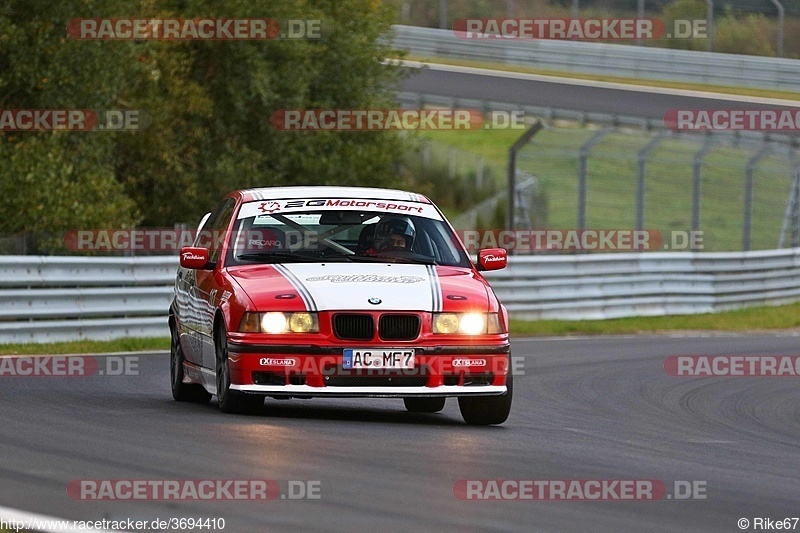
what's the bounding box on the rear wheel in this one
[215,323,263,414]
[458,372,513,426]
[403,397,446,413]
[170,322,211,403]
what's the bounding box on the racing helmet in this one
[374,216,416,252]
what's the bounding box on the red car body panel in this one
[170,186,510,399]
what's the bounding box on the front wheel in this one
[403,397,446,413]
[458,372,513,425]
[215,324,263,415]
[170,322,211,403]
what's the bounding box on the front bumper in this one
[229,384,508,398]
[227,341,510,398]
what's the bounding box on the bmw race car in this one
[169,186,512,425]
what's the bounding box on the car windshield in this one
[224,203,471,268]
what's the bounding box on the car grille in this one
[379,314,420,341]
[333,314,374,341]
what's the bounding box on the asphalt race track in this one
[2,334,800,532]
[400,64,800,120]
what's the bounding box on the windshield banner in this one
[237,198,442,221]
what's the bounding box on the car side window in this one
[195,198,236,263]
[207,199,236,263]
[194,201,225,248]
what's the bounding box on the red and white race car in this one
[169,186,512,425]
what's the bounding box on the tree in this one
[0,0,407,238]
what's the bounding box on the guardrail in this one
[2,250,800,343]
[0,256,175,343]
[488,248,800,320]
[392,25,800,92]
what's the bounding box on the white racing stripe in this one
[273,264,318,311]
[426,264,442,312]
[280,263,437,311]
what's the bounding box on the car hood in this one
[228,262,489,313]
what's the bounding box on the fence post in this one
[476,155,484,191]
[692,134,715,244]
[770,0,785,58]
[577,128,613,231]
[636,0,645,46]
[743,144,771,251]
[439,0,447,29]
[793,165,800,248]
[636,131,668,231]
[778,164,799,249]
[507,121,543,231]
[705,0,714,52]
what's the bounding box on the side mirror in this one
[180,247,210,269]
[477,248,507,271]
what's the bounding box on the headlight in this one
[432,313,460,334]
[432,313,503,335]
[459,313,485,335]
[262,312,288,334]
[239,312,319,333]
[288,312,317,333]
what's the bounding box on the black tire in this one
[215,323,263,415]
[170,322,212,403]
[458,372,513,426]
[403,397,446,413]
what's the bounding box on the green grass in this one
[400,55,800,102]
[417,127,794,251]
[419,129,526,165]
[523,134,793,251]
[510,301,800,336]
[0,337,169,355]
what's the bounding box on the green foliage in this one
[714,10,775,56]
[0,0,407,236]
[659,0,707,51]
[401,138,499,221]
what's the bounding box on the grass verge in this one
[0,337,170,356]
[510,301,800,336]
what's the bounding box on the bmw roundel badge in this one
[368,297,382,305]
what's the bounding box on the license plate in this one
[342,349,415,370]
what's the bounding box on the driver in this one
[370,216,416,253]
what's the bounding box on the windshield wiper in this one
[346,254,437,265]
[237,252,318,263]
